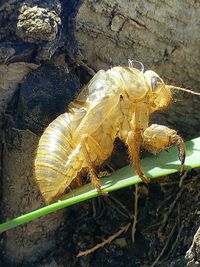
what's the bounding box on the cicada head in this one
[144,70,173,112]
[144,69,200,112]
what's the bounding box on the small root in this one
[105,163,115,172]
[166,224,184,259]
[159,188,184,232]
[131,184,139,243]
[179,170,188,188]
[150,222,177,267]
[109,195,132,219]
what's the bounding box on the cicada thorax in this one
[109,67,149,102]
[35,112,85,204]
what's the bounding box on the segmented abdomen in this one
[35,112,83,204]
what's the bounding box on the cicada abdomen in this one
[35,112,84,204]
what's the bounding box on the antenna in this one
[167,85,200,96]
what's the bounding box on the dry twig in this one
[77,223,131,257]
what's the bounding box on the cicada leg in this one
[126,130,150,183]
[81,134,108,196]
[75,171,84,187]
[143,124,186,173]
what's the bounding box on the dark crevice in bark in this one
[60,0,83,63]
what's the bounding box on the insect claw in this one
[98,188,109,197]
[138,173,150,184]
[178,143,186,166]
[170,133,186,175]
[176,137,186,173]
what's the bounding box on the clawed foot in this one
[97,187,109,197]
[138,173,150,183]
[88,168,108,196]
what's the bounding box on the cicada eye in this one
[151,76,163,90]
[151,76,158,89]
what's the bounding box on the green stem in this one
[0,137,199,234]
[0,190,98,233]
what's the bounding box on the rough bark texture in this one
[76,0,200,138]
[0,0,199,266]
[2,129,67,265]
[0,0,82,266]
[186,227,200,267]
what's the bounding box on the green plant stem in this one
[0,137,200,234]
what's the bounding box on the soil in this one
[61,170,200,267]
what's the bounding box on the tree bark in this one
[0,0,80,265]
[186,227,200,267]
[0,0,199,266]
[76,0,200,138]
